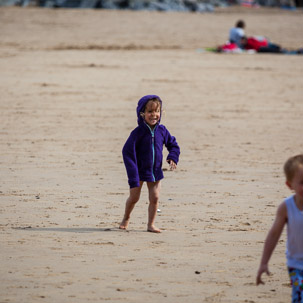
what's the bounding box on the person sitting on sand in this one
[229,20,246,47]
[119,95,180,233]
[256,154,303,302]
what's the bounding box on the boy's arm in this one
[256,202,287,285]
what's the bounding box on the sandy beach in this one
[0,6,303,303]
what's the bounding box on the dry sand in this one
[0,6,303,303]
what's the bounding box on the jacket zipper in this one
[147,124,156,182]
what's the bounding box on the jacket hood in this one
[136,95,162,125]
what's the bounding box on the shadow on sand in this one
[13,226,122,233]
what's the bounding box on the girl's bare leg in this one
[146,181,161,233]
[119,182,143,230]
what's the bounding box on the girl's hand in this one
[167,159,177,171]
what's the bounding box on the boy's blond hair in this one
[284,154,303,182]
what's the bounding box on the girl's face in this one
[143,101,161,128]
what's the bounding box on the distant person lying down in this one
[215,36,302,54]
[240,36,303,54]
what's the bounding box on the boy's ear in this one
[286,180,292,190]
[140,112,145,117]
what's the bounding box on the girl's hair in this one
[143,98,161,112]
[284,154,303,182]
[144,98,161,111]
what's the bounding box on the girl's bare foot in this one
[147,225,161,233]
[119,220,129,230]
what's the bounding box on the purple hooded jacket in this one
[122,95,180,188]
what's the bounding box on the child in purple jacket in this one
[119,95,180,233]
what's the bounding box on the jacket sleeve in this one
[163,127,180,164]
[122,130,140,188]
